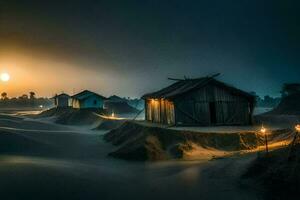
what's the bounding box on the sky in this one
[0,0,299,98]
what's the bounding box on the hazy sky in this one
[0,0,299,98]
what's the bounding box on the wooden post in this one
[265,133,269,154]
[145,100,148,121]
[260,125,268,155]
[288,130,299,161]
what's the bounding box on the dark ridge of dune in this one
[104,122,266,161]
[268,92,300,115]
[94,119,125,130]
[36,107,106,126]
[0,131,54,156]
[254,93,300,126]
[254,114,300,127]
[242,143,300,200]
[104,101,139,114]
[37,107,126,129]
[55,109,103,125]
[0,116,65,131]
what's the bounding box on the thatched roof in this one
[142,77,255,101]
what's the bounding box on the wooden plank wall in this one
[145,99,175,125]
[174,84,252,125]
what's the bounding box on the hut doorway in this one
[209,102,217,124]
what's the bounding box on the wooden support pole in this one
[265,133,269,154]
[288,131,299,161]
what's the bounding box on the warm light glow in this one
[95,113,125,120]
[111,112,115,117]
[0,52,116,97]
[151,98,159,105]
[0,73,10,82]
[260,126,266,134]
[295,124,300,132]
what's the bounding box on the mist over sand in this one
[0,110,263,200]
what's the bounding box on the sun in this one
[0,73,10,82]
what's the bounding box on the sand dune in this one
[242,143,300,200]
[0,111,264,200]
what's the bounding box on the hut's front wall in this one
[81,96,104,109]
[145,99,175,125]
[174,84,252,125]
[55,97,70,107]
[71,96,104,109]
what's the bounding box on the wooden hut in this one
[71,90,107,109]
[142,76,256,126]
[53,93,71,108]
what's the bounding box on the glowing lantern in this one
[260,126,266,134]
[261,125,268,154]
[111,112,115,118]
[295,124,300,132]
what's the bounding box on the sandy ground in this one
[136,120,286,133]
[0,111,263,200]
[172,125,262,133]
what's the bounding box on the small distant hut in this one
[105,95,139,114]
[71,90,107,109]
[53,93,71,108]
[142,76,256,126]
